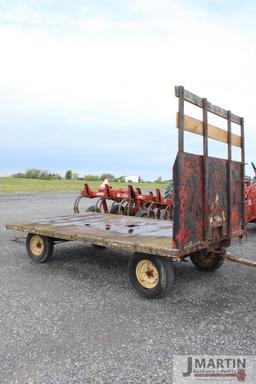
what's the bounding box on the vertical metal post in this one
[227,111,232,236]
[202,98,208,157]
[202,98,208,240]
[240,117,245,232]
[173,85,185,235]
[178,86,184,153]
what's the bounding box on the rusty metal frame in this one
[173,85,245,251]
[175,87,241,124]
[6,214,180,258]
[202,97,208,240]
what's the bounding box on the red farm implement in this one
[245,163,256,223]
[6,86,256,299]
[73,171,256,226]
[73,181,173,220]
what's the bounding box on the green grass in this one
[0,177,170,193]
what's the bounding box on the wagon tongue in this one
[226,252,256,268]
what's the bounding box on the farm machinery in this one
[245,162,256,223]
[251,162,256,183]
[73,180,173,220]
[73,168,256,225]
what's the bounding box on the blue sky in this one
[1,0,256,179]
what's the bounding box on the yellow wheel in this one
[135,260,159,289]
[26,233,54,263]
[29,235,44,257]
[128,253,174,299]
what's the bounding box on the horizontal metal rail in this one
[175,86,241,124]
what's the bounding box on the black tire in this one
[110,203,119,214]
[135,209,147,217]
[164,183,173,199]
[135,209,155,218]
[190,248,226,272]
[128,253,174,299]
[86,205,99,213]
[26,233,54,263]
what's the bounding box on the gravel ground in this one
[0,192,255,384]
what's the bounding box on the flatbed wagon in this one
[6,86,251,298]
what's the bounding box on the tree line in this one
[12,169,168,183]
[12,169,123,181]
[13,169,62,180]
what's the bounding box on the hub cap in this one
[136,260,159,289]
[30,235,44,256]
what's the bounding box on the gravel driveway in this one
[0,192,255,383]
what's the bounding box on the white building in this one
[124,175,141,183]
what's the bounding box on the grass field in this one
[0,177,170,193]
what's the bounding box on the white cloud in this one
[0,0,256,176]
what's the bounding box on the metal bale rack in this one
[6,86,255,299]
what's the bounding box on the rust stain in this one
[6,213,178,258]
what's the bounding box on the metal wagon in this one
[6,86,250,298]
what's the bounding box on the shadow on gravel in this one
[35,242,217,293]
[51,243,130,266]
[10,236,230,298]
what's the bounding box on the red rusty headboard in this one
[173,86,245,250]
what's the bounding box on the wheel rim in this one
[30,235,44,256]
[198,252,216,265]
[135,259,159,289]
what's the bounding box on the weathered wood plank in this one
[176,113,242,147]
[175,86,241,125]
